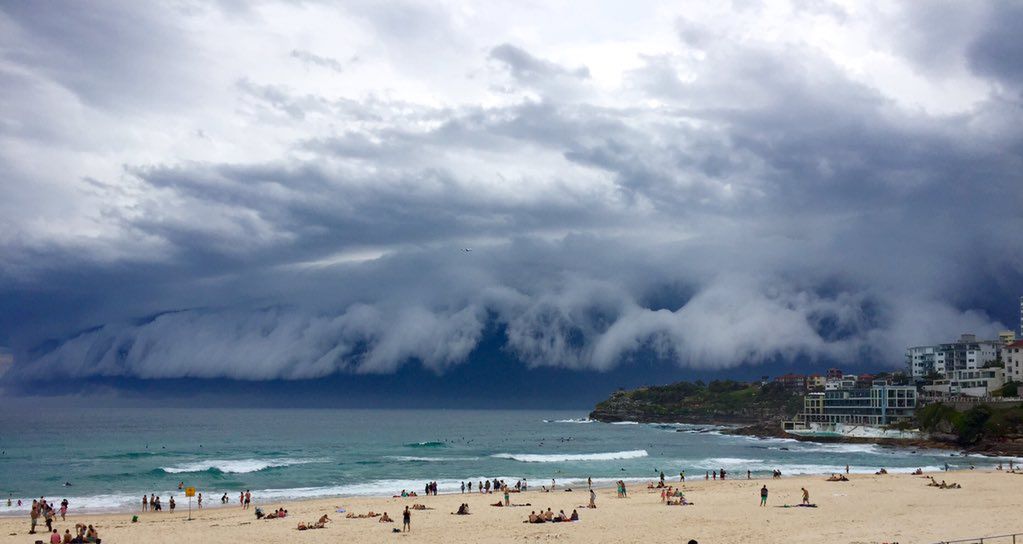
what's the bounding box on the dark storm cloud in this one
[966,1,1023,88]
[1,1,1021,384]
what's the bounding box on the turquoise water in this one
[0,407,1008,514]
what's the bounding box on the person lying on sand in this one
[826,474,848,481]
[379,512,393,523]
[491,501,504,507]
[346,511,380,519]
[411,504,431,510]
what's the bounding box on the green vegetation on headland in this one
[917,402,1023,451]
[588,380,804,424]
[590,379,1023,455]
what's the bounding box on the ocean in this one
[0,407,1008,515]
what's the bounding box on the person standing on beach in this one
[142,494,148,512]
[759,485,768,507]
[845,464,849,475]
[29,500,39,534]
[589,488,597,509]
[747,469,751,480]
[461,481,465,494]
[680,470,685,483]
[239,491,244,507]
[801,487,810,505]
[402,506,411,532]
[588,476,592,489]
[244,490,251,509]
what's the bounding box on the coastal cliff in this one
[588,380,803,425]
[590,380,1023,456]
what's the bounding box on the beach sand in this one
[2,470,1018,543]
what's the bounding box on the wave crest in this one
[403,441,447,448]
[160,458,320,474]
[491,450,648,463]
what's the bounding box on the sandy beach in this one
[3,470,1019,544]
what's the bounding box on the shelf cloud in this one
[1,1,1020,382]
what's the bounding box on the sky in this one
[1,1,1021,405]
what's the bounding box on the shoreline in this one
[0,464,1004,520]
[4,470,1022,544]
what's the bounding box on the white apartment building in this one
[908,334,1001,379]
[933,334,1001,374]
[907,345,937,378]
[921,368,1006,398]
[1005,340,1023,383]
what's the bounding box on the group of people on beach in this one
[140,494,173,512]
[28,497,98,544]
[459,478,527,494]
[659,486,692,506]
[525,507,579,523]
[926,476,961,489]
[29,498,69,534]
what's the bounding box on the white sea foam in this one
[544,418,594,424]
[785,443,885,455]
[699,457,765,466]
[160,458,322,474]
[610,421,640,425]
[387,456,481,462]
[491,450,649,463]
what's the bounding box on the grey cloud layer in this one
[2,1,1021,381]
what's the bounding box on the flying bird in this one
[461,248,472,253]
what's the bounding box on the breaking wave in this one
[491,450,649,463]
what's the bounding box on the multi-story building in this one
[907,334,1001,379]
[934,334,1001,374]
[826,368,843,380]
[774,373,806,391]
[786,380,917,428]
[1000,331,1017,345]
[825,374,858,391]
[907,345,938,378]
[806,374,826,390]
[1005,340,1023,383]
[921,368,1006,398]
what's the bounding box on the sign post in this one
[185,487,196,520]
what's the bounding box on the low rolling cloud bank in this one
[1,1,1021,389]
